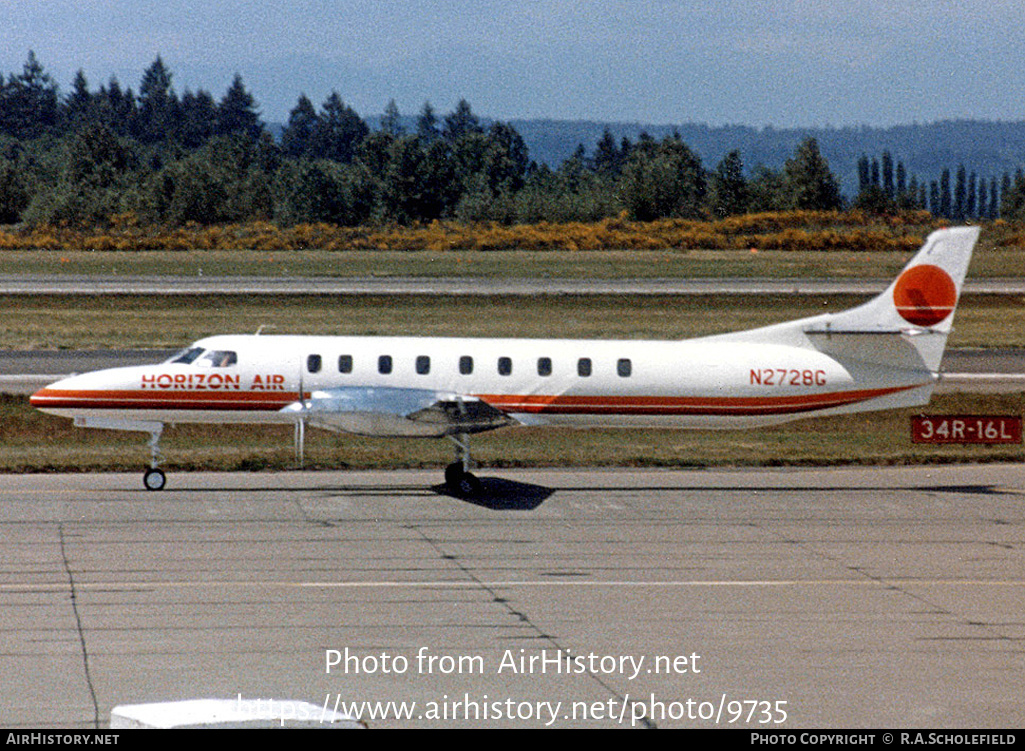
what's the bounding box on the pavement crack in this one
[58,525,100,729]
[765,526,1017,644]
[406,524,657,729]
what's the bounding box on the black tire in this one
[444,462,465,487]
[143,468,166,491]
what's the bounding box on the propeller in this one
[294,361,308,467]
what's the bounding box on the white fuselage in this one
[30,332,931,432]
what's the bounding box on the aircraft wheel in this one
[444,462,464,487]
[444,463,481,496]
[143,468,166,491]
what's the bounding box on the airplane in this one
[30,226,979,493]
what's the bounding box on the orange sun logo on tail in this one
[892,264,957,327]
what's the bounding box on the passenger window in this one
[578,358,592,377]
[338,355,353,373]
[459,356,473,375]
[416,355,430,375]
[498,357,512,376]
[378,355,393,374]
[617,358,632,377]
[537,357,552,376]
[307,354,322,373]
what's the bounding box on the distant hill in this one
[506,119,1025,198]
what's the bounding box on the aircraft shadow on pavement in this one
[431,476,554,510]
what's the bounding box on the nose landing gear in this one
[143,425,166,491]
[70,416,169,492]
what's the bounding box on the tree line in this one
[852,152,1011,221]
[3,51,1025,228]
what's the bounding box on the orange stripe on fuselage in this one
[478,385,919,415]
[30,384,921,417]
[29,388,298,411]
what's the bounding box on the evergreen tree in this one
[98,77,137,135]
[416,101,439,141]
[857,155,870,193]
[449,130,490,198]
[953,165,966,220]
[747,166,788,213]
[179,89,219,148]
[415,137,459,219]
[216,74,262,139]
[0,51,60,139]
[708,150,748,218]
[378,135,434,223]
[593,129,625,176]
[355,130,398,179]
[881,151,894,198]
[443,99,483,141]
[310,92,369,163]
[1001,170,1025,221]
[904,175,920,210]
[381,99,403,135]
[939,169,951,217]
[967,171,977,218]
[479,122,529,195]
[135,56,178,143]
[65,69,94,128]
[783,138,842,211]
[281,94,319,158]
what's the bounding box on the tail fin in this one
[706,226,980,374]
[827,226,978,338]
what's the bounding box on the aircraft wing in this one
[280,386,516,437]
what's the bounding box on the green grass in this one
[2,243,1023,279]
[3,393,1023,475]
[1,292,1022,350]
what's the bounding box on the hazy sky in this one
[4,0,1024,127]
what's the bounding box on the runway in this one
[1,274,1023,296]
[2,466,1023,728]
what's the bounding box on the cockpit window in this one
[168,347,205,364]
[196,350,238,368]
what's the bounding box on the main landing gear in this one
[445,433,482,495]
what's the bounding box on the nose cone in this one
[29,368,141,414]
[29,383,47,406]
[30,376,71,410]
[30,373,87,413]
